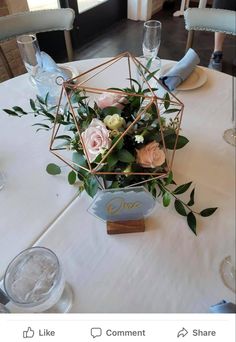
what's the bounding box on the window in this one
[27,0,60,11]
[77,0,108,13]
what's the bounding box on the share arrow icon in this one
[177,327,189,338]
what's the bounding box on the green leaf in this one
[164,134,189,150]
[146,69,159,82]
[54,135,72,141]
[174,199,187,216]
[163,192,171,207]
[102,106,122,116]
[12,106,27,114]
[30,99,36,111]
[84,175,98,197]
[117,149,135,163]
[173,182,192,195]
[164,92,170,110]
[187,212,197,235]
[45,93,49,106]
[107,153,118,168]
[110,181,119,189]
[72,151,89,175]
[163,108,180,114]
[3,109,18,116]
[187,188,195,206]
[165,171,173,185]
[127,78,142,92]
[146,57,153,70]
[46,163,61,175]
[200,207,218,217]
[112,135,124,150]
[36,95,46,105]
[32,123,50,130]
[68,170,76,185]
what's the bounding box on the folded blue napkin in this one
[40,51,69,80]
[210,300,236,313]
[160,48,200,91]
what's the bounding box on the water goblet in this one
[220,255,236,293]
[17,34,42,83]
[4,247,73,313]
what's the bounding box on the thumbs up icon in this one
[23,327,34,338]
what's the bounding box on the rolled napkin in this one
[160,48,200,91]
[210,300,236,313]
[40,51,69,80]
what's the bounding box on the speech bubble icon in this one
[91,328,102,338]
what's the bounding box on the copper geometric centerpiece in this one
[49,52,184,191]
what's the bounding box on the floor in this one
[74,1,236,76]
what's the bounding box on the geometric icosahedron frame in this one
[49,52,184,188]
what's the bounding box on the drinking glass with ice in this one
[4,247,73,313]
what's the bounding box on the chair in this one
[184,8,236,52]
[0,8,75,79]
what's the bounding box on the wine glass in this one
[140,20,162,89]
[220,255,236,293]
[223,77,236,146]
[17,34,42,83]
[142,20,161,61]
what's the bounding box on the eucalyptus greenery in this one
[3,83,217,235]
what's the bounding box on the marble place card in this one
[88,187,156,222]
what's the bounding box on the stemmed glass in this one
[223,77,236,146]
[220,255,236,293]
[139,20,162,90]
[142,20,161,66]
[17,34,42,83]
[143,20,161,59]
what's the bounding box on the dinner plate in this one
[60,65,78,79]
[160,62,207,91]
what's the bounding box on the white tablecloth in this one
[0,68,80,277]
[1,59,235,313]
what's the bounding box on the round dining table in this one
[0,57,235,313]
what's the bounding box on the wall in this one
[0,0,28,82]
[128,0,164,21]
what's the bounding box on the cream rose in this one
[97,92,127,110]
[81,118,111,163]
[104,114,125,130]
[136,141,165,168]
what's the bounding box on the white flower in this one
[134,135,144,144]
[104,114,125,130]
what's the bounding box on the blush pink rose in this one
[136,141,165,168]
[81,118,111,163]
[97,92,127,110]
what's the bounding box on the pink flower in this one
[136,141,165,168]
[81,119,111,163]
[97,92,126,110]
